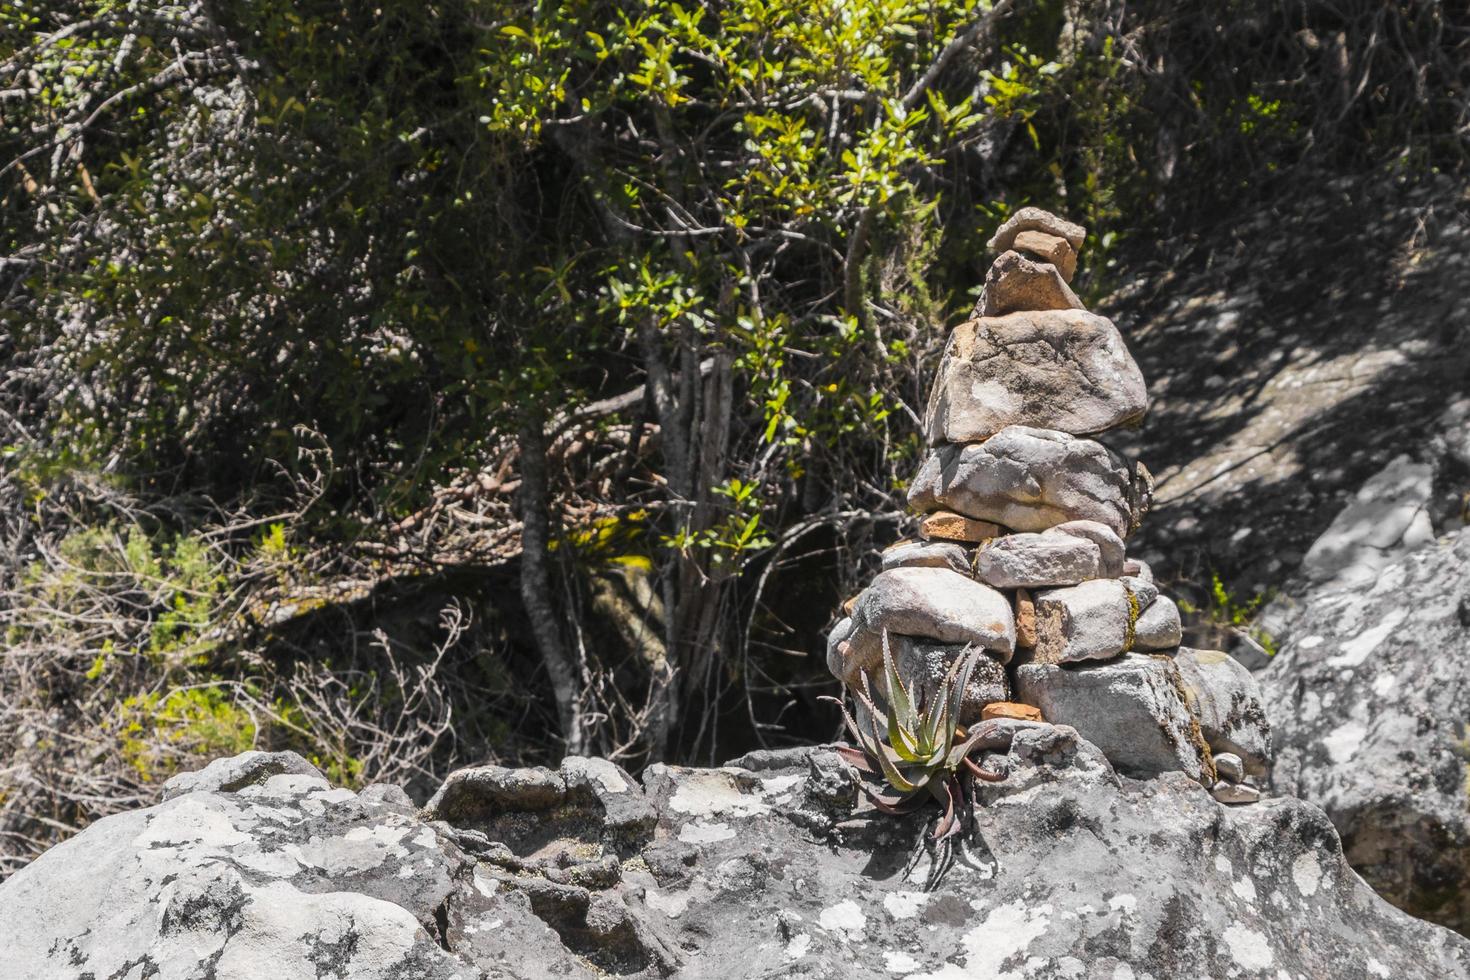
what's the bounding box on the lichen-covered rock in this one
[977,250,1083,317]
[972,531,1103,589]
[908,426,1148,538]
[1177,647,1271,777]
[853,566,1016,661]
[4,743,1466,980]
[1300,454,1436,590]
[159,748,326,801]
[1015,653,1213,781]
[922,313,1148,445]
[1264,528,1470,935]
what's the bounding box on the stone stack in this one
[826,207,1270,803]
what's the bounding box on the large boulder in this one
[1263,527,1470,935]
[1299,454,1437,590]
[923,312,1148,444]
[907,426,1150,539]
[5,743,1467,979]
[1015,653,1214,781]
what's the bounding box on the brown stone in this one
[1015,588,1037,649]
[981,701,1043,723]
[979,251,1083,317]
[1012,229,1078,282]
[841,594,859,616]
[919,511,1004,543]
[987,207,1086,253]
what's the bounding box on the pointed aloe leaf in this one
[881,631,916,732]
[871,737,921,794]
[860,669,921,762]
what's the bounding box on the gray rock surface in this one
[1133,594,1184,650]
[1301,454,1437,589]
[908,426,1148,539]
[923,312,1148,445]
[978,250,1083,317]
[1263,528,1470,935]
[1044,519,1126,576]
[159,748,325,801]
[1177,647,1271,777]
[880,540,971,575]
[1015,654,1213,781]
[972,531,1102,589]
[4,741,1467,980]
[854,566,1016,661]
[1031,578,1135,664]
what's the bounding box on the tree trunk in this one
[517,415,584,756]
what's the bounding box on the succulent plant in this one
[821,631,1005,842]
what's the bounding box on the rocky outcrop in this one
[3,741,1467,980]
[1263,526,1470,935]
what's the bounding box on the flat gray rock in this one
[977,250,1083,316]
[1177,647,1272,778]
[923,311,1148,444]
[879,540,970,575]
[3,744,1467,980]
[908,426,1149,539]
[972,531,1102,589]
[1263,528,1470,934]
[1031,578,1136,664]
[853,566,1016,661]
[1016,653,1213,781]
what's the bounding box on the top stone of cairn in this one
[987,206,1087,253]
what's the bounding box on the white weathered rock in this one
[1214,752,1246,783]
[923,312,1148,444]
[907,426,1149,539]
[1265,529,1470,934]
[4,747,1469,979]
[160,749,325,801]
[1015,654,1213,781]
[1302,454,1436,590]
[987,206,1086,252]
[1176,647,1271,777]
[853,567,1016,661]
[879,540,970,575]
[1031,579,1136,664]
[1044,519,1126,576]
[972,532,1102,589]
[1213,782,1262,805]
[1133,594,1183,650]
[892,638,1008,724]
[977,250,1083,316]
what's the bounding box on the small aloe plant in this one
[821,632,1004,842]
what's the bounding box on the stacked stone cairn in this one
[825,208,1270,803]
